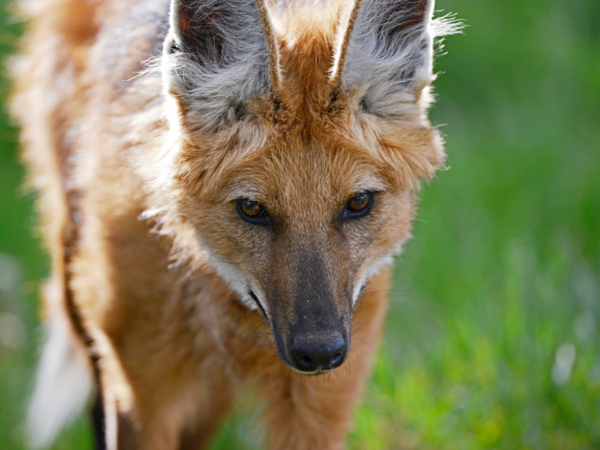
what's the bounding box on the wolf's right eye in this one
[237,199,271,227]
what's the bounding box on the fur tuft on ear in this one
[163,0,279,133]
[333,0,462,119]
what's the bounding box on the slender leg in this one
[178,395,233,450]
[98,352,235,450]
[117,412,139,450]
[100,380,229,450]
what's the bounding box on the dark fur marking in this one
[231,100,249,121]
[91,390,106,450]
[359,97,370,113]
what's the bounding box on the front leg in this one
[259,270,390,450]
[98,348,235,450]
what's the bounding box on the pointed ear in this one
[163,0,280,131]
[331,0,460,117]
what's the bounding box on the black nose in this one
[290,332,347,372]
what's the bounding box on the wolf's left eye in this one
[239,200,262,217]
[343,192,374,220]
[237,199,271,227]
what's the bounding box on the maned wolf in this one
[12,0,460,448]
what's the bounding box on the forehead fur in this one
[171,109,443,206]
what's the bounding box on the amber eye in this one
[348,193,370,212]
[237,199,271,227]
[343,192,374,220]
[239,200,262,217]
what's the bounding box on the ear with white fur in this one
[163,0,280,132]
[332,0,461,118]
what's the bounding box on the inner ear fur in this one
[163,0,280,132]
[331,0,460,117]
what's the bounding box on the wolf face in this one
[156,0,461,373]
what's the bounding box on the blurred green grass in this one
[1,0,599,449]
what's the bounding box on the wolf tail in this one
[27,298,93,448]
[10,0,102,447]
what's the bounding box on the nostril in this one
[331,352,343,366]
[298,356,312,367]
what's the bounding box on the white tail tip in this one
[27,313,93,448]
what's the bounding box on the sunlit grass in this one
[349,242,600,449]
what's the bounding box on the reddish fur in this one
[13,0,445,448]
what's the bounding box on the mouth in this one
[248,290,270,323]
[290,367,337,376]
[283,354,345,375]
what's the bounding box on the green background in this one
[1,0,599,448]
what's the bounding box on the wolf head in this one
[155,0,460,373]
